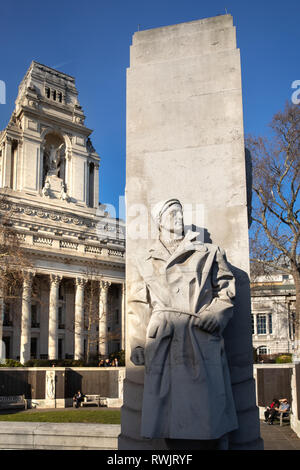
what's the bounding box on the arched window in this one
[257,346,269,355]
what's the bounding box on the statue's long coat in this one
[128,231,238,440]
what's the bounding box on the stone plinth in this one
[120,14,262,450]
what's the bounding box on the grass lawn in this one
[0,408,121,424]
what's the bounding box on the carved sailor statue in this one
[129,198,238,448]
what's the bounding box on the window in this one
[258,346,268,355]
[251,315,254,334]
[268,314,273,334]
[3,302,12,326]
[31,338,38,359]
[59,284,64,300]
[2,336,11,358]
[58,338,64,359]
[58,306,65,329]
[45,87,62,102]
[257,315,267,335]
[115,309,120,325]
[31,304,40,328]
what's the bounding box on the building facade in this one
[251,274,296,356]
[0,61,125,363]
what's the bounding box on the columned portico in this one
[74,277,86,360]
[20,272,34,364]
[0,61,125,364]
[48,274,62,360]
[99,280,111,357]
[2,273,125,361]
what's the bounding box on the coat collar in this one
[147,230,207,263]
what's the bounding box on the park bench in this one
[0,395,28,410]
[73,394,107,407]
[279,410,291,426]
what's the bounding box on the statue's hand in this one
[195,313,220,334]
[130,347,145,366]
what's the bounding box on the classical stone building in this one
[0,61,125,363]
[251,274,296,356]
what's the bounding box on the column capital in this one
[99,280,111,292]
[22,270,35,286]
[50,274,62,285]
[76,277,87,287]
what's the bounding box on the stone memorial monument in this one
[119,14,263,450]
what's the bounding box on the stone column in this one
[253,313,257,336]
[121,283,126,350]
[3,137,12,188]
[74,277,86,360]
[0,290,4,362]
[20,272,34,364]
[94,163,100,208]
[98,280,111,357]
[65,150,72,197]
[48,274,62,360]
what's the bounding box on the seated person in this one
[73,390,85,408]
[265,398,290,425]
[264,398,279,422]
[278,398,290,416]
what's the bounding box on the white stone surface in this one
[122,14,261,450]
[0,422,120,450]
[251,274,296,356]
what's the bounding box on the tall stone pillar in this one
[121,14,262,450]
[98,280,111,357]
[0,291,5,362]
[94,163,100,208]
[3,137,12,188]
[74,277,86,360]
[20,272,34,364]
[48,274,62,360]
[65,150,72,197]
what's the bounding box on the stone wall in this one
[254,364,300,438]
[0,422,119,450]
[0,367,125,408]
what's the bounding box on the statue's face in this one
[160,203,183,236]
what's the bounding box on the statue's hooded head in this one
[151,198,184,237]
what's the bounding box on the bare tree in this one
[82,263,121,364]
[0,197,32,302]
[0,196,32,360]
[246,102,300,358]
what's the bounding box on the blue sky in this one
[0,0,299,216]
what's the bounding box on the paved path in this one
[1,409,300,450]
[260,420,300,450]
